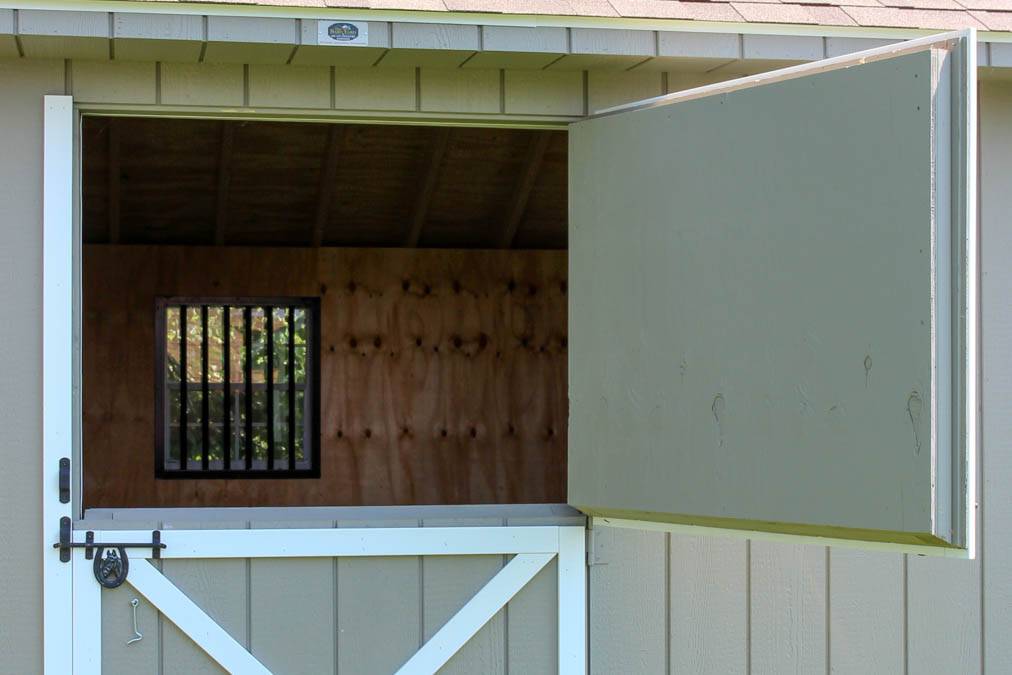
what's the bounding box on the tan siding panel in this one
[586,70,663,114]
[0,58,65,675]
[420,68,500,114]
[248,64,330,109]
[333,66,416,111]
[828,550,904,675]
[907,556,981,673]
[160,558,248,674]
[669,536,747,674]
[981,79,1012,675]
[504,70,583,117]
[160,62,245,107]
[750,541,827,674]
[423,517,506,675]
[335,517,421,675]
[72,60,157,104]
[589,527,666,675]
[505,515,560,674]
[250,557,336,673]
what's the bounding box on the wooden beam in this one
[107,118,120,244]
[312,125,345,247]
[498,131,551,249]
[214,122,235,246]
[404,127,451,247]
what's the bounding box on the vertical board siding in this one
[0,58,65,675]
[586,70,663,115]
[749,541,826,675]
[506,515,562,673]
[160,522,250,675]
[337,518,422,675]
[249,522,336,675]
[65,58,597,121]
[248,64,331,110]
[907,556,981,674]
[588,527,667,674]
[420,68,501,114]
[160,63,246,107]
[422,518,507,675]
[332,67,417,111]
[981,80,1012,675]
[669,536,748,674]
[71,61,157,104]
[829,551,905,675]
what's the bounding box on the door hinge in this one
[58,457,70,504]
[53,518,166,588]
[585,527,608,567]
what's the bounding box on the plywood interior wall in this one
[83,245,567,508]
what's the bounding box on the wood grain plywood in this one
[82,245,567,508]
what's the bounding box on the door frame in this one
[43,93,75,675]
[41,95,584,673]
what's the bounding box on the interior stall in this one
[81,117,569,509]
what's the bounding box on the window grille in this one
[155,298,320,478]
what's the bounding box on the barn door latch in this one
[53,517,166,588]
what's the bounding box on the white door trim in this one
[73,525,587,674]
[42,93,75,675]
[66,525,562,558]
[396,552,555,674]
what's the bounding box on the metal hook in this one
[127,598,143,646]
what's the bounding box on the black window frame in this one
[154,296,322,479]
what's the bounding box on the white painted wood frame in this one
[42,93,74,675]
[71,525,587,674]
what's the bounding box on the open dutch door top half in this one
[566,31,977,556]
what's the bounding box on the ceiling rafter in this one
[498,131,551,249]
[404,126,452,248]
[107,118,121,244]
[312,125,347,248]
[214,122,236,246]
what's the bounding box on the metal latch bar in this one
[53,518,165,588]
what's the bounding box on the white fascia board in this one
[4,0,1012,43]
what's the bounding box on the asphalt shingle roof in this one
[130,0,1012,31]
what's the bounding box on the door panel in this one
[567,33,975,551]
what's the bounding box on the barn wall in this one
[1,53,1011,675]
[83,245,568,508]
[587,79,1012,675]
[0,58,65,675]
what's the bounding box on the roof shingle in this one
[107,0,1012,33]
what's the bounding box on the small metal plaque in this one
[317,20,369,47]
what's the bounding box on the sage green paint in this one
[569,52,953,542]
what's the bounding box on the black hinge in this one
[54,520,166,588]
[59,457,70,504]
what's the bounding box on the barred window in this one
[156,298,320,478]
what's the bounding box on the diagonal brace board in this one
[127,560,271,675]
[395,552,555,675]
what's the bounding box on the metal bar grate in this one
[287,307,296,471]
[244,305,253,473]
[266,305,275,471]
[179,304,188,469]
[201,305,209,472]
[223,308,232,471]
[156,298,319,479]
